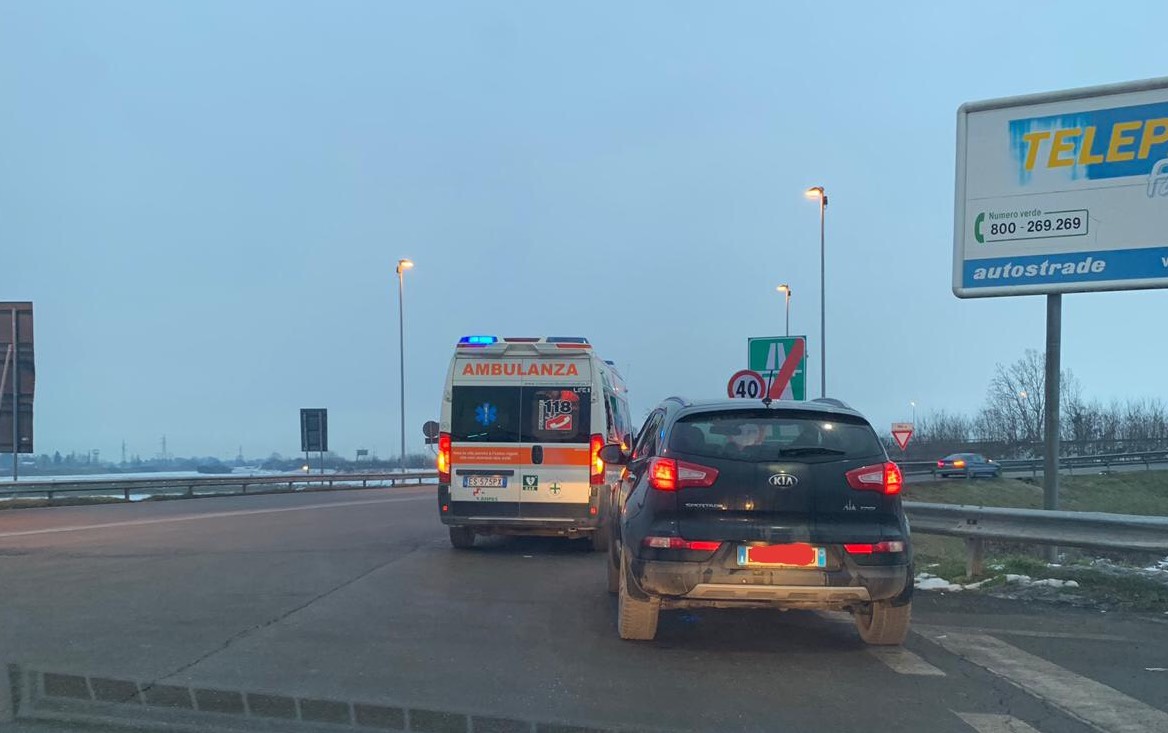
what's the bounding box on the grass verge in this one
[913,535,1168,611]
[905,470,1168,516]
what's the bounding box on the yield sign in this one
[891,422,914,451]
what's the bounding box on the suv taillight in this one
[590,433,605,485]
[642,537,723,551]
[648,457,719,491]
[437,432,451,484]
[844,541,905,554]
[845,461,902,495]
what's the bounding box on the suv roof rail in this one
[663,395,692,408]
[811,397,852,410]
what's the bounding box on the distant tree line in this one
[897,349,1168,459]
[259,451,434,472]
[12,449,436,476]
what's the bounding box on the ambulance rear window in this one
[450,387,522,443]
[450,386,591,444]
[525,387,591,444]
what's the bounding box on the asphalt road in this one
[2,487,1167,733]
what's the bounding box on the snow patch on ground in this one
[1002,574,1079,588]
[914,573,998,592]
[915,573,963,591]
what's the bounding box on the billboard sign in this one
[954,78,1168,297]
[0,302,34,454]
[300,408,328,453]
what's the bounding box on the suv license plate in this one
[463,475,507,488]
[737,543,826,568]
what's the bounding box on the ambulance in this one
[436,336,632,549]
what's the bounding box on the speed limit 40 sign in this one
[727,370,766,400]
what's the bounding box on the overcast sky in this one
[4,1,1168,461]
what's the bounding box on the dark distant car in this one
[936,453,1001,478]
[600,397,913,645]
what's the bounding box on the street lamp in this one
[910,401,916,424]
[775,284,792,337]
[805,186,827,398]
[396,258,414,471]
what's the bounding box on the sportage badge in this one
[768,473,798,488]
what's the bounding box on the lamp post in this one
[775,284,791,337]
[910,401,916,424]
[396,259,414,471]
[804,186,827,398]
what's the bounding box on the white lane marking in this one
[930,632,1168,733]
[915,624,1133,643]
[867,647,946,676]
[0,495,429,539]
[956,713,1042,733]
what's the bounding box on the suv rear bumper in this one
[628,557,910,609]
[683,584,871,604]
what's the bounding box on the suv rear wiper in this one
[777,446,847,456]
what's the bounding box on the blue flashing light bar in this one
[458,335,499,346]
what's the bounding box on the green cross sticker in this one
[549,483,561,495]
[522,475,538,491]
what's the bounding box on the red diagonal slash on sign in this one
[767,337,805,400]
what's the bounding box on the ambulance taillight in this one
[437,433,452,484]
[590,434,605,485]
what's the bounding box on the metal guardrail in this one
[0,471,439,502]
[900,449,1168,477]
[904,500,1168,577]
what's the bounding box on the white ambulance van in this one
[436,336,632,549]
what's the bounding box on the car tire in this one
[606,543,620,595]
[590,520,610,553]
[618,554,659,641]
[853,600,911,645]
[448,526,476,549]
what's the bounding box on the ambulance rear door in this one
[516,357,595,521]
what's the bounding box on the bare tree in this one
[977,349,1079,453]
[917,410,973,444]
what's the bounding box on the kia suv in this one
[600,397,913,644]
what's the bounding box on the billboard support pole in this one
[1043,294,1062,561]
[10,309,17,482]
[0,343,10,478]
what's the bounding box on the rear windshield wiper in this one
[777,447,847,457]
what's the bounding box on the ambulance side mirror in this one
[598,444,627,465]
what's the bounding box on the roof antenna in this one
[761,368,775,408]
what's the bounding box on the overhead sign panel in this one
[954,77,1168,297]
[747,337,807,401]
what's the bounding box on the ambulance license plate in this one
[463,475,507,488]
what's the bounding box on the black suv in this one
[600,397,913,644]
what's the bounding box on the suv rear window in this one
[669,409,883,462]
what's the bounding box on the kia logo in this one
[768,473,798,488]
